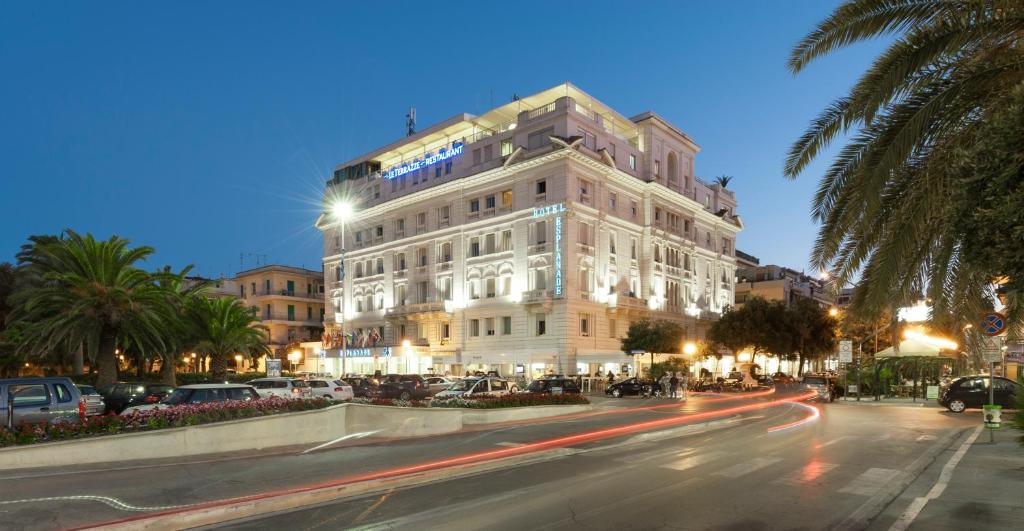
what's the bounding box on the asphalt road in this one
[0,393,975,530]
[214,402,976,531]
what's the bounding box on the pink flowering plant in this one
[0,396,333,447]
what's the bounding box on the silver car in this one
[246,377,312,399]
[1,377,83,426]
[423,376,459,396]
[75,384,105,417]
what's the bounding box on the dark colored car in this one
[802,374,837,402]
[373,374,430,401]
[525,378,581,395]
[97,382,175,414]
[605,377,662,398]
[345,377,378,398]
[939,375,1020,413]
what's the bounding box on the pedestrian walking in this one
[669,373,680,399]
[607,371,615,385]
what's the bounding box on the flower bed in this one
[0,396,333,447]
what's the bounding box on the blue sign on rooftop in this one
[384,144,463,180]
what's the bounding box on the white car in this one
[307,379,353,400]
[423,376,459,396]
[434,376,516,399]
[121,384,260,415]
[246,378,312,399]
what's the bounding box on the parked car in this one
[525,377,581,395]
[435,376,516,399]
[307,379,353,400]
[0,377,84,426]
[373,374,431,401]
[939,375,1021,412]
[802,374,837,402]
[605,378,662,398]
[344,377,378,398]
[423,376,459,396]
[97,382,175,414]
[75,384,105,416]
[122,384,261,415]
[246,377,312,399]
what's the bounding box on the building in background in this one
[234,265,325,363]
[733,256,836,309]
[317,82,742,378]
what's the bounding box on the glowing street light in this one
[331,200,355,376]
[828,307,840,317]
[683,342,697,356]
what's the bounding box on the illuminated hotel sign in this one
[343,347,392,358]
[532,203,565,296]
[384,144,463,180]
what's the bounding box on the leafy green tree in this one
[785,1,1024,327]
[621,319,685,369]
[708,297,793,362]
[788,298,839,375]
[188,296,269,381]
[11,231,179,387]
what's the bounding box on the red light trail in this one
[81,390,818,530]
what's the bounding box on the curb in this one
[831,425,969,531]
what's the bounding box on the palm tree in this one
[11,231,178,387]
[189,296,269,381]
[152,266,209,386]
[713,175,733,188]
[785,1,1024,324]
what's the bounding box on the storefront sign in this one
[344,347,392,358]
[384,144,463,180]
[533,203,566,296]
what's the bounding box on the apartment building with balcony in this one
[233,265,326,354]
[316,83,742,378]
[734,262,836,309]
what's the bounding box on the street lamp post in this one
[332,201,354,378]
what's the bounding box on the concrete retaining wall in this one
[0,402,591,471]
[461,404,592,425]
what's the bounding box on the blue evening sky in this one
[0,1,886,277]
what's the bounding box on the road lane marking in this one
[915,434,936,442]
[302,431,381,454]
[713,457,782,478]
[495,442,525,447]
[838,468,900,496]
[661,450,725,471]
[888,425,982,531]
[774,461,838,486]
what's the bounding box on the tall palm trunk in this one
[160,354,176,386]
[73,343,84,375]
[210,352,228,381]
[96,331,119,388]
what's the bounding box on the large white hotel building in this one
[316,83,742,378]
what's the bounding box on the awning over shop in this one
[874,338,958,359]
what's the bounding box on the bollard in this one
[983,404,1002,444]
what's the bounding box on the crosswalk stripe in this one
[713,457,783,478]
[774,462,838,486]
[660,451,725,471]
[838,467,900,496]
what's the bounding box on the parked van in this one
[0,377,83,427]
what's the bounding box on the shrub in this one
[0,396,333,447]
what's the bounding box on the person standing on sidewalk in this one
[669,373,680,399]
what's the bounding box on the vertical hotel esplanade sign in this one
[532,203,566,296]
[384,144,464,180]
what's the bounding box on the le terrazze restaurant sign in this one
[384,144,464,180]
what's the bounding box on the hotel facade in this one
[316,83,742,378]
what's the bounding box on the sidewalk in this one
[835,396,942,408]
[868,425,1024,530]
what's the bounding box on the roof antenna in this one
[406,107,416,136]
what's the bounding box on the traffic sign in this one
[839,340,853,363]
[980,336,1003,362]
[980,312,1007,336]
